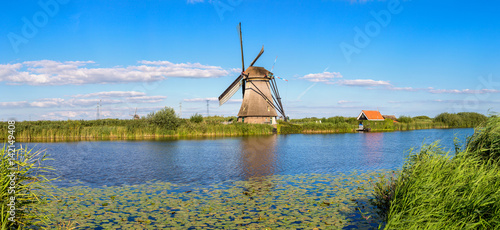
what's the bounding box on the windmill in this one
[129,108,140,120]
[218,23,287,124]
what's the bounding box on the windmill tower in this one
[218,23,286,124]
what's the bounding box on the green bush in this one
[413,115,431,120]
[457,112,488,127]
[321,116,345,124]
[190,113,204,124]
[147,107,180,131]
[345,117,358,124]
[434,112,464,127]
[433,112,486,128]
[397,116,413,123]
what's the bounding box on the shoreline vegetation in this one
[0,108,489,142]
[373,115,499,228]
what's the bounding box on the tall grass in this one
[373,116,500,229]
[1,145,54,229]
[464,115,500,163]
[0,119,273,141]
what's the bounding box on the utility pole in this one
[99,100,102,119]
[206,100,210,117]
[96,100,102,120]
[179,102,182,118]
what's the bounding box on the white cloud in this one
[299,71,499,97]
[0,101,29,107]
[67,98,122,107]
[29,98,65,108]
[41,111,86,120]
[187,0,206,3]
[431,99,500,104]
[300,72,343,84]
[336,79,391,87]
[0,63,22,77]
[125,96,167,104]
[72,91,147,98]
[300,72,392,88]
[184,97,243,103]
[427,88,500,94]
[0,91,167,109]
[389,86,417,91]
[0,60,230,85]
[184,97,218,102]
[228,99,243,103]
[337,100,354,104]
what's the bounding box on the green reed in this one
[373,115,500,229]
[1,145,54,229]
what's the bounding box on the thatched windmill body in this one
[218,23,287,124]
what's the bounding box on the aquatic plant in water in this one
[34,171,390,229]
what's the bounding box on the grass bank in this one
[0,119,274,142]
[0,111,487,141]
[373,115,500,229]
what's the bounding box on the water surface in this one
[25,128,473,187]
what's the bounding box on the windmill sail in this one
[249,46,264,67]
[218,74,243,106]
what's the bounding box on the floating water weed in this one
[33,171,389,229]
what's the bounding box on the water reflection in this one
[239,135,277,179]
[361,132,384,167]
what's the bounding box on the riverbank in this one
[0,112,487,142]
[373,115,500,228]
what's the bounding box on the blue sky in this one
[1,0,499,121]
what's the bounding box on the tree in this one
[147,107,180,130]
[398,116,413,123]
[190,113,203,123]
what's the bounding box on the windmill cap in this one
[244,66,273,79]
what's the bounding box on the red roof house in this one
[357,110,385,121]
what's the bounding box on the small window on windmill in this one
[267,106,270,112]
